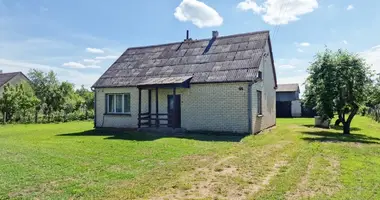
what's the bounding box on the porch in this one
[137,76,192,130]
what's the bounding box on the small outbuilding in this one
[276,83,301,117]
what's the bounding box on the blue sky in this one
[1,0,379,91]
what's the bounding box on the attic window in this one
[257,71,263,79]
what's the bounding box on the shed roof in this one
[0,72,23,87]
[93,30,276,88]
[277,84,300,92]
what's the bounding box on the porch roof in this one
[136,76,192,89]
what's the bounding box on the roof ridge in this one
[0,71,21,75]
[126,30,270,51]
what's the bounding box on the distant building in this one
[276,84,301,117]
[0,71,30,97]
[276,84,300,102]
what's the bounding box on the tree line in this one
[304,49,380,134]
[0,69,94,124]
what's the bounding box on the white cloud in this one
[95,55,118,60]
[347,5,354,11]
[174,0,223,28]
[0,58,100,88]
[86,47,104,54]
[62,62,85,68]
[360,45,380,73]
[279,64,296,69]
[237,0,265,13]
[83,59,101,64]
[62,61,100,69]
[328,4,334,9]
[237,0,318,25]
[299,42,310,47]
[343,40,348,45]
[297,48,304,53]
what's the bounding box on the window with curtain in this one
[106,93,131,114]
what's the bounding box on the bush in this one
[1,109,94,125]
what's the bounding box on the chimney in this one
[212,31,219,38]
[184,30,192,42]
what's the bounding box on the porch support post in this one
[138,88,142,128]
[148,89,152,127]
[172,87,176,129]
[155,87,159,128]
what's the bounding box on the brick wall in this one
[95,82,249,133]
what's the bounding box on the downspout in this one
[91,87,97,128]
[248,82,253,134]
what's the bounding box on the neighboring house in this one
[92,30,277,134]
[0,71,30,97]
[276,84,301,117]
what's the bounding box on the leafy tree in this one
[0,84,18,121]
[304,49,372,134]
[15,83,40,121]
[28,70,64,122]
[0,83,39,122]
[28,69,48,122]
[76,85,94,111]
[368,75,380,106]
[61,82,84,121]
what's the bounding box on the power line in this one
[272,0,292,42]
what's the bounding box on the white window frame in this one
[106,93,131,114]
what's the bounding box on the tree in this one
[61,82,84,121]
[0,84,18,122]
[76,85,94,111]
[304,49,372,134]
[28,69,48,123]
[0,83,39,122]
[15,83,40,122]
[28,70,64,122]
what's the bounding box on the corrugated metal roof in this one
[93,31,273,88]
[277,84,300,92]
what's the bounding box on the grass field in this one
[1,116,380,199]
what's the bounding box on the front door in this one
[168,95,181,128]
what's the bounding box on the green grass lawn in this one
[1,116,380,200]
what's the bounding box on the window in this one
[257,71,263,79]
[106,93,131,114]
[257,90,262,115]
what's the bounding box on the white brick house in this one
[0,72,31,97]
[92,31,277,134]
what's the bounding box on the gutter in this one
[91,87,96,128]
[248,82,253,134]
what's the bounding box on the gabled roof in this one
[93,30,277,88]
[0,72,26,87]
[277,84,300,92]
